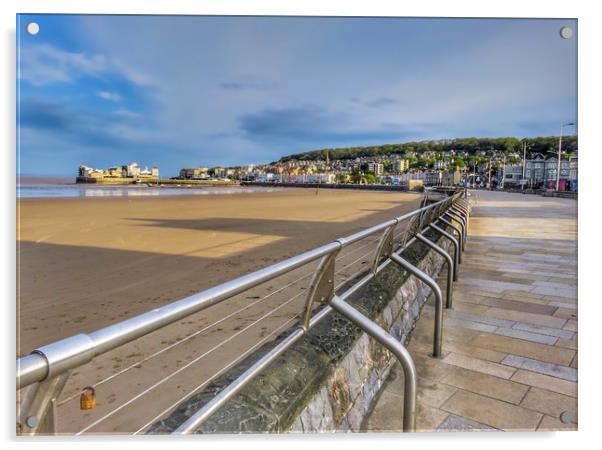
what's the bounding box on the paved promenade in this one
[365,190,577,432]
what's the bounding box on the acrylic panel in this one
[16,14,577,436]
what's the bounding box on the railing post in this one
[300,248,340,331]
[17,372,70,435]
[389,253,444,358]
[371,224,396,273]
[328,295,416,432]
[443,213,466,250]
[452,202,469,215]
[451,204,470,232]
[430,223,460,281]
[438,217,464,261]
[444,211,467,245]
[415,233,454,309]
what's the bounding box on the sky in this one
[16,15,577,177]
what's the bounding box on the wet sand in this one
[17,187,421,434]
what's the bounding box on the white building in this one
[367,162,384,176]
[126,162,140,177]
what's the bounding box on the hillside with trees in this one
[277,136,578,163]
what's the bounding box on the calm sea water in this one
[17,183,283,199]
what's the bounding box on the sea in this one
[17,178,283,199]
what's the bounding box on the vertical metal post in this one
[443,212,466,250]
[390,253,444,358]
[451,205,470,233]
[452,203,469,216]
[17,372,70,435]
[371,225,396,274]
[415,234,454,309]
[430,223,460,281]
[445,211,466,241]
[300,249,339,331]
[329,296,416,432]
[438,217,464,258]
[556,123,563,192]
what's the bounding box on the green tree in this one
[452,157,465,168]
[364,172,377,184]
[335,174,349,184]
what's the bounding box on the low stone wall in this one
[541,190,578,199]
[241,181,424,192]
[147,228,453,434]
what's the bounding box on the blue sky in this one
[17,15,577,177]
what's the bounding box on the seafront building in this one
[497,152,576,191]
[77,163,159,183]
[170,147,577,191]
[179,167,210,179]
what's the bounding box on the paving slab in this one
[479,297,558,315]
[501,355,577,382]
[537,415,577,431]
[441,390,542,431]
[442,352,516,379]
[492,327,558,345]
[520,387,577,422]
[510,369,577,397]
[437,414,496,432]
[482,307,567,329]
[470,333,575,366]
[441,366,529,404]
[512,322,575,339]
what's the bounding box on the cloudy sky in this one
[17,15,577,177]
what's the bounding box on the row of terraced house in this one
[496,153,578,191]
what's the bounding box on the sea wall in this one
[241,181,424,192]
[147,227,454,434]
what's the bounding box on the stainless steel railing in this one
[17,189,471,435]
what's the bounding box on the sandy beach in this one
[17,187,421,434]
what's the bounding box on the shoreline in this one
[17,184,424,201]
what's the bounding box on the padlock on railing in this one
[80,386,96,410]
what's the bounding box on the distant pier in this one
[76,177,240,187]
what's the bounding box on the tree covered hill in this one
[277,136,578,162]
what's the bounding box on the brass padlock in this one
[80,386,96,410]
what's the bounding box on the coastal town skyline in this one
[17,15,576,176]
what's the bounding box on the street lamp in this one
[521,139,533,190]
[500,153,507,189]
[556,121,575,192]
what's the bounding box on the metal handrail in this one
[444,210,466,243]
[390,253,444,358]
[415,233,454,309]
[17,189,468,435]
[430,222,460,281]
[447,209,467,242]
[439,217,464,256]
[328,295,416,431]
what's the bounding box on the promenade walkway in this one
[365,190,577,432]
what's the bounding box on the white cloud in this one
[19,42,153,87]
[113,109,141,119]
[19,43,108,86]
[97,91,121,101]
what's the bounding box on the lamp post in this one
[556,122,575,192]
[521,139,533,190]
[522,140,527,190]
[500,153,507,189]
